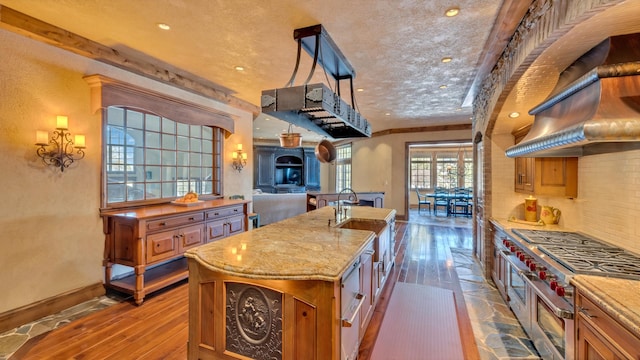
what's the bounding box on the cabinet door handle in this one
[188,217,195,221]
[578,306,596,319]
[159,222,166,226]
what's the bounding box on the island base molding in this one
[187,259,341,360]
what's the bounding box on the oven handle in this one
[342,293,365,327]
[503,253,532,277]
[523,275,574,320]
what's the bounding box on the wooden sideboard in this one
[101,199,249,304]
[306,191,385,212]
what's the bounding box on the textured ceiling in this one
[1,0,502,142]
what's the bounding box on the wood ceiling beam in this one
[371,123,472,137]
[0,5,260,116]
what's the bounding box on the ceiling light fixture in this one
[234,66,245,71]
[439,85,447,89]
[357,88,364,92]
[441,57,452,63]
[385,112,391,116]
[157,23,171,30]
[509,112,520,118]
[445,7,460,17]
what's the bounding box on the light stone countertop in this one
[185,206,395,282]
[100,198,248,219]
[490,217,572,233]
[572,275,640,339]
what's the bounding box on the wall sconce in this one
[231,143,247,172]
[35,115,86,172]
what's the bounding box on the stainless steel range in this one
[512,229,640,281]
[494,228,640,360]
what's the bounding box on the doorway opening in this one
[405,141,472,223]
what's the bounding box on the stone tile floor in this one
[0,294,124,360]
[452,248,540,359]
[1,210,540,359]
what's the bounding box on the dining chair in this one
[415,189,431,215]
[433,187,450,216]
[451,188,471,217]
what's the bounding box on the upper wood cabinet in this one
[514,157,534,193]
[513,126,578,198]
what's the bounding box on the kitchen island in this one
[185,206,396,360]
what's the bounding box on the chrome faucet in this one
[336,188,358,221]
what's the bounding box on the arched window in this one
[86,75,234,209]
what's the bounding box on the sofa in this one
[252,192,308,226]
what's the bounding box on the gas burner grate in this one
[538,244,640,280]
[511,229,607,247]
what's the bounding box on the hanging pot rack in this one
[261,24,371,139]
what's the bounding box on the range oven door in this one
[505,254,532,334]
[525,276,574,360]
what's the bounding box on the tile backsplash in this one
[577,149,640,254]
[491,136,640,255]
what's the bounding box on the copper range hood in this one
[506,33,640,158]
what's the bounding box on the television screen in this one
[275,167,302,185]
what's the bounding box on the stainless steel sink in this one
[337,219,387,235]
[337,219,389,263]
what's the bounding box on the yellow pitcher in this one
[540,206,561,225]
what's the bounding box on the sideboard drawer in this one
[147,212,205,231]
[206,205,243,220]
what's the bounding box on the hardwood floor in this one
[12,219,478,359]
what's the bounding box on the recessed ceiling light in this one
[157,23,171,30]
[385,112,391,116]
[509,112,520,118]
[439,85,447,89]
[234,66,245,71]
[445,7,460,17]
[356,88,364,92]
[441,57,452,63]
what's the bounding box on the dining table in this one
[425,192,473,216]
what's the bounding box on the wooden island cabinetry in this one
[575,285,640,360]
[185,206,396,360]
[101,199,249,305]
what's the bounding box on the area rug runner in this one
[370,282,464,360]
